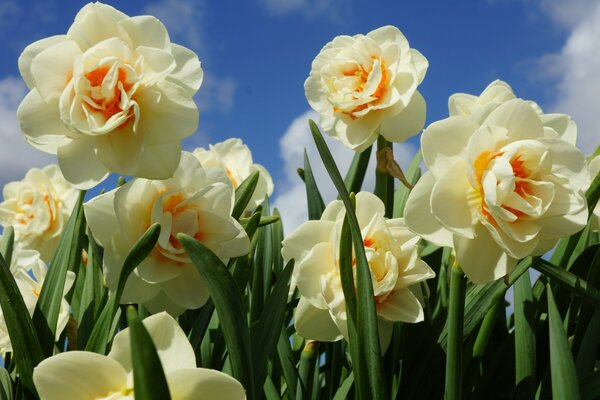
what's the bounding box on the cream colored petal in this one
[84,189,118,247]
[95,124,143,177]
[136,254,185,284]
[281,220,334,263]
[119,269,162,304]
[410,49,428,84]
[294,242,334,309]
[167,368,246,400]
[30,40,80,101]
[17,89,73,153]
[294,296,343,342]
[167,43,204,96]
[421,116,477,178]
[109,312,196,377]
[19,35,67,90]
[380,91,426,143]
[367,25,408,52]
[143,290,187,317]
[33,351,127,400]
[57,137,110,189]
[354,192,386,227]
[448,93,476,117]
[454,223,517,284]
[430,160,476,239]
[541,113,577,145]
[539,138,588,191]
[67,2,129,50]
[136,81,198,146]
[483,99,544,141]
[162,264,210,310]
[334,112,381,152]
[119,15,170,50]
[134,46,176,85]
[394,259,435,290]
[536,186,588,239]
[404,172,453,247]
[377,288,424,323]
[134,141,182,180]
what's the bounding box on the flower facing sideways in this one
[193,138,274,211]
[17,2,203,188]
[282,192,434,351]
[305,25,428,152]
[405,98,589,283]
[0,246,74,354]
[0,164,78,261]
[33,312,246,399]
[84,152,250,316]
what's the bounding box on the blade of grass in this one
[303,149,326,220]
[343,145,372,195]
[514,271,536,399]
[233,171,260,219]
[445,264,466,400]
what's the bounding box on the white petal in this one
[109,312,196,376]
[57,137,110,189]
[421,116,477,178]
[377,288,424,323]
[539,137,588,191]
[454,223,517,284]
[143,290,187,317]
[541,113,577,145]
[281,220,334,263]
[162,264,210,310]
[84,189,118,247]
[410,49,428,84]
[19,35,67,90]
[380,91,426,143]
[294,242,334,309]
[33,351,127,400]
[167,368,246,400]
[134,141,182,180]
[483,99,544,141]
[30,40,81,101]
[95,124,143,177]
[134,46,176,85]
[334,111,381,152]
[119,15,170,50]
[17,89,73,153]
[67,2,129,51]
[294,296,343,342]
[404,172,453,247]
[167,44,204,96]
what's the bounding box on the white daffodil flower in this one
[17,2,203,189]
[282,192,434,351]
[305,25,428,152]
[405,98,589,283]
[0,164,78,261]
[84,152,250,316]
[33,312,246,400]
[193,138,274,211]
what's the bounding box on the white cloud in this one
[538,0,600,153]
[259,0,353,19]
[272,110,417,235]
[0,77,55,190]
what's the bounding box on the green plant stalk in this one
[514,271,536,399]
[445,264,466,400]
[374,136,394,218]
[296,341,319,400]
[472,298,501,360]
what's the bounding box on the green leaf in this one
[0,226,15,267]
[393,151,422,218]
[547,286,581,400]
[303,149,326,220]
[533,259,600,309]
[86,223,161,353]
[295,341,319,400]
[233,170,260,219]
[374,136,394,218]
[445,264,466,400]
[0,252,43,396]
[581,370,600,400]
[276,328,299,400]
[332,374,355,400]
[251,260,294,389]
[0,367,13,400]
[178,233,255,399]
[343,145,372,195]
[309,119,387,399]
[514,271,536,399]
[127,307,171,400]
[33,190,86,356]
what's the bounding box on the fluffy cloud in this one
[0,77,54,190]
[273,110,416,234]
[539,0,600,154]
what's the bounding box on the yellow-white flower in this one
[405,98,589,283]
[305,25,428,152]
[17,2,203,189]
[84,152,250,316]
[282,192,434,351]
[0,247,74,354]
[193,138,274,211]
[0,165,78,261]
[33,312,246,400]
[590,155,600,231]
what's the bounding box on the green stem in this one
[296,340,319,400]
[374,136,394,218]
[445,264,467,400]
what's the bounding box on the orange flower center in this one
[85,65,134,126]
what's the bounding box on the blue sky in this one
[0,0,598,231]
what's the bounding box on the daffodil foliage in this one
[0,2,599,400]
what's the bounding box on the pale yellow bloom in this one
[305,25,428,152]
[33,313,246,400]
[193,138,274,211]
[282,192,434,351]
[0,164,78,261]
[84,152,250,316]
[405,98,589,283]
[17,2,203,188]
